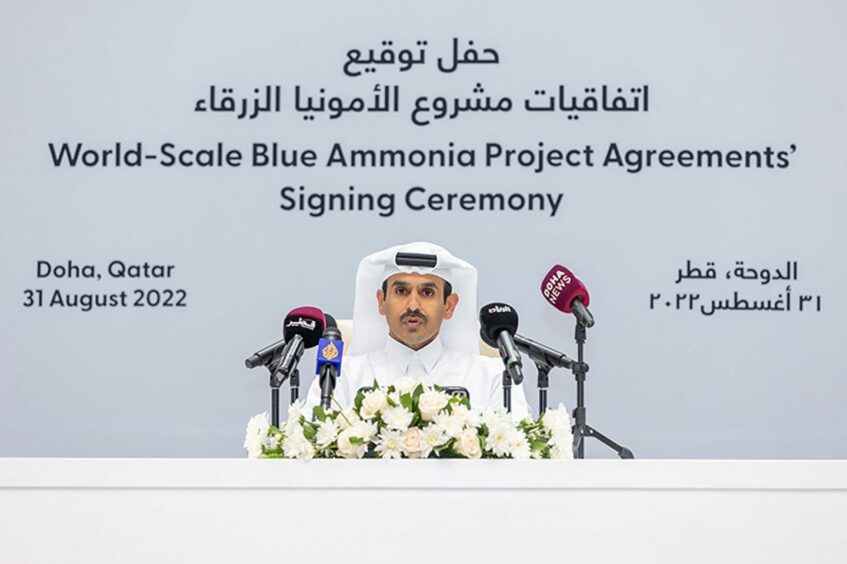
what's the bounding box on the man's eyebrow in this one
[390,280,411,287]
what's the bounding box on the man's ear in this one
[376,288,386,316]
[443,293,459,320]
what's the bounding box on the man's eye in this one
[395,287,408,296]
[422,289,434,297]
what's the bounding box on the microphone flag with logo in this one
[316,315,343,377]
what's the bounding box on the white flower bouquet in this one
[244,378,574,460]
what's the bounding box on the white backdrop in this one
[1,0,845,458]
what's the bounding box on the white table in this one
[1,459,845,563]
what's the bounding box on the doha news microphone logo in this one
[542,269,572,304]
[487,304,512,314]
[287,317,317,331]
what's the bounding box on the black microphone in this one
[317,314,344,411]
[273,306,326,383]
[479,303,524,385]
[244,338,286,369]
[514,333,576,369]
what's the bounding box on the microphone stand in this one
[502,370,512,413]
[535,362,551,414]
[290,368,300,404]
[264,357,299,427]
[571,322,634,459]
[268,368,284,428]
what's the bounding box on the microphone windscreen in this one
[322,313,343,341]
[540,265,590,313]
[283,306,326,348]
[324,313,338,329]
[479,303,519,347]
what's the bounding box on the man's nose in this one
[407,292,421,311]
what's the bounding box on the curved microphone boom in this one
[514,333,575,369]
[540,265,595,327]
[479,303,524,385]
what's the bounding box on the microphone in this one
[479,303,524,385]
[273,306,326,383]
[540,265,595,327]
[317,314,344,411]
[244,338,286,369]
[514,333,576,369]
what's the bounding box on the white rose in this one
[381,405,414,431]
[336,428,367,459]
[454,428,482,459]
[393,376,419,395]
[243,412,270,458]
[360,389,388,420]
[336,406,360,430]
[400,428,424,458]
[418,390,450,422]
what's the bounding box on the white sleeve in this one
[302,377,323,418]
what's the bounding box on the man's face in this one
[377,273,459,350]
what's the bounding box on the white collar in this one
[384,334,444,375]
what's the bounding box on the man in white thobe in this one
[304,241,530,419]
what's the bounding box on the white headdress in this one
[348,241,479,355]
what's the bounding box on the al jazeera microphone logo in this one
[322,341,339,361]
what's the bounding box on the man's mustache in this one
[400,310,427,322]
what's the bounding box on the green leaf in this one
[349,436,365,445]
[434,439,455,454]
[302,423,317,441]
[411,384,424,410]
[312,406,327,422]
[530,440,547,451]
[400,393,413,411]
